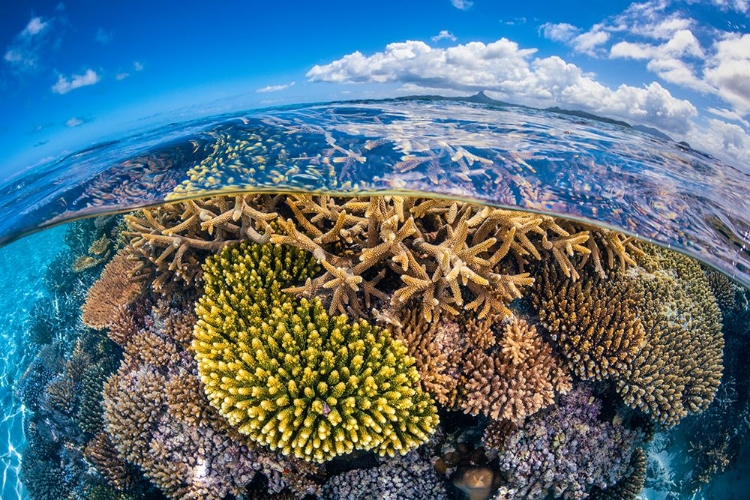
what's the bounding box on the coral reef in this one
[102,296,315,499]
[532,264,645,381]
[81,249,145,329]
[392,308,463,407]
[619,244,724,426]
[321,451,448,499]
[460,317,571,423]
[490,386,645,499]
[193,241,439,462]
[589,448,647,500]
[123,194,280,293]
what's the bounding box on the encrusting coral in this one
[193,241,439,463]
[490,385,645,500]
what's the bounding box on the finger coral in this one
[193,241,439,463]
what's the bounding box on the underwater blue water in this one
[0,225,66,500]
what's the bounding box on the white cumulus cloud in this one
[65,117,84,127]
[51,69,101,94]
[3,16,52,72]
[306,38,697,134]
[256,81,296,93]
[432,30,457,42]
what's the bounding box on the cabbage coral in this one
[193,241,439,463]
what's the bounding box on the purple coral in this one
[491,386,645,499]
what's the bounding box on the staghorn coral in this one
[123,194,279,293]
[618,244,724,427]
[81,249,144,329]
[193,241,439,463]
[460,317,571,423]
[493,386,645,500]
[531,263,645,381]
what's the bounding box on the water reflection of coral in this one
[17,193,736,500]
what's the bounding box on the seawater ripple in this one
[1,98,748,287]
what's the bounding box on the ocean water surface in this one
[0,98,749,500]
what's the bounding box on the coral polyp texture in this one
[81,249,144,329]
[532,264,645,381]
[460,317,572,423]
[618,244,724,427]
[490,386,645,500]
[192,241,439,463]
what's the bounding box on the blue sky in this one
[1,0,749,176]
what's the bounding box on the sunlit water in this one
[1,97,748,500]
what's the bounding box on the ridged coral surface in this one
[193,241,439,462]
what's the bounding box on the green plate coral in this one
[193,241,439,463]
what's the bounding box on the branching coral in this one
[193,241,439,463]
[81,249,145,329]
[392,308,463,407]
[460,317,571,423]
[618,245,724,427]
[123,194,280,293]
[531,264,645,381]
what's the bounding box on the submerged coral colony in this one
[17,191,749,500]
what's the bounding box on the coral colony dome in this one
[1,2,749,500]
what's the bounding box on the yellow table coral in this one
[193,241,438,463]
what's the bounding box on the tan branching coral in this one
[618,246,724,426]
[123,194,279,293]
[393,308,463,407]
[81,250,144,329]
[84,432,139,492]
[460,318,571,423]
[532,264,645,381]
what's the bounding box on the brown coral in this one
[81,250,144,329]
[84,431,139,492]
[532,264,645,381]
[393,308,463,407]
[460,318,571,423]
[618,245,724,426]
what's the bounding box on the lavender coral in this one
[490,386,645,499]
